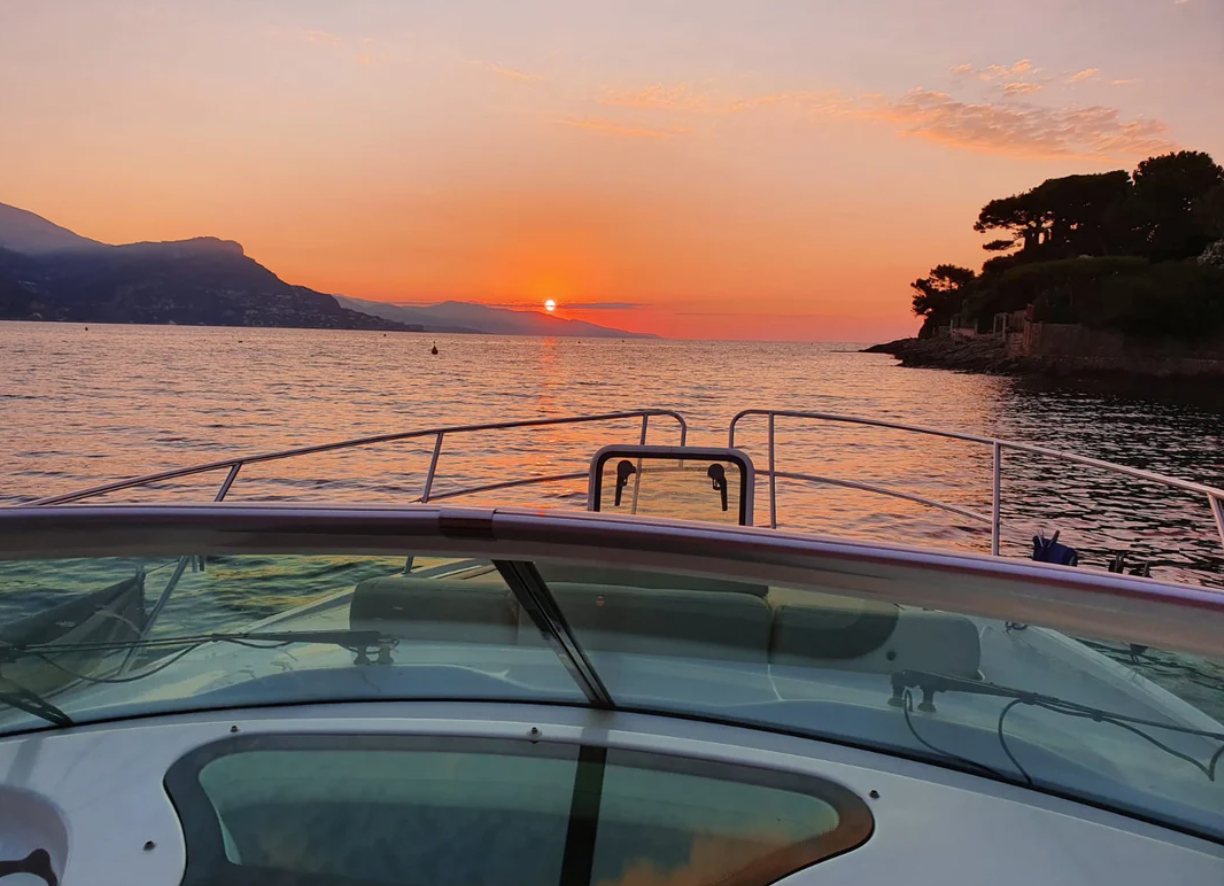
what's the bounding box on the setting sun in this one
[544,299,557,313]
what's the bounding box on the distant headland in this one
[0,202,654,338]
[867,150,1224,379]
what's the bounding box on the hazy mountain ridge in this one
[0,202,106,253]
[336,295,657,338]
[0,201,652,337]
[0,204,418,331]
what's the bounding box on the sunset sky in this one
[1,0,1221,340]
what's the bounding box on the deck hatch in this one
[165,733,873,886]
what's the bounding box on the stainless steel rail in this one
[2,505,1222,658]
[729,409,1224,556]
[24,411,688,508]
[14,407,1224,563]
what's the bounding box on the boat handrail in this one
[21,410,688,507]
[13,406,1224,565]
[2,504,1222,658]
[728,409,1224,556]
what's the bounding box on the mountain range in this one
[0,202,652,337]
[335,295,653,338]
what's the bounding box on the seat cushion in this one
[520,583,773,664]
[771,600,980,679]
[351,576,519,645]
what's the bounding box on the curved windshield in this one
[0,550,1220,841]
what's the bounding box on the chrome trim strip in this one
[1,505,1220,657]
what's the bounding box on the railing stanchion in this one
[768,413,778,529]
[991,442,1002,557]
[639,414,649,445]
[421,433,444,503]
[214,463,242,502]
[1210,493,1224,554]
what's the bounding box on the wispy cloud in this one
[558,116,694,139]
[271,28,381,67]
[862,88,1174,160]
[586,76,1175,160]
[600,83,842,115]
[1066,68,1101,84]
[1111,78,1138,87]
[466,59,546,83]
[952,59,1037,82]
[301,30,342,46]
[1002,82,1043,97]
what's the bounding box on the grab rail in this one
[728,409,1224,557]
[23,411,688,507]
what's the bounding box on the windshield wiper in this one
[0,675,73,728]
[890,669,1224,786]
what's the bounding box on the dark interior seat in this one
[350,576,519,644]
[521,583,774,663]
[771,598,980,679]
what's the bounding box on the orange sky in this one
[1,0,1221,340]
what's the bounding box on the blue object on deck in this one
[1032,531,1079,567]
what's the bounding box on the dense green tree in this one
[911,149,1224,339]
[910,264,976,337]
[1128,150,1223,260]
[1193,183,1224,241]
[974,171,1131,259]
[974,193,1047,254]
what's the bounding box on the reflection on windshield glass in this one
[0,553,1220,840]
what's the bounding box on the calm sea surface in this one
[4,321,1223,572]
[1,321,1222,714]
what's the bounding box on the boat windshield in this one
[0,541,1221,842]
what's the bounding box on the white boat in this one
[0,409,1221,886]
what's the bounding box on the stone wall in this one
[1022,322,1224,376]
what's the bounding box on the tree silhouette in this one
[1128,151,1224,260]
[974,171,1131,259]
[910,264,976,337]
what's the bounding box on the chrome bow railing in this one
[728,409,1224,558]
[22,410,688,508]
[13,407,1224,565]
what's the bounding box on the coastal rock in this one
[861,336,1022,373]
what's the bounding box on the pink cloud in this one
[599,83,844,115]
[485,63,546,83]
[1067,68,1101,84]
[557,116,694,139]
[1002,82,1043,97]
[302,30,342,46]
[863,88,1175,160]
[460,58,546,83]
[952,59,1038,82]
[584,78,1174,161]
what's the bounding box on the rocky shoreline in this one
[861,337,1026,374]
[862,335,1224,379]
